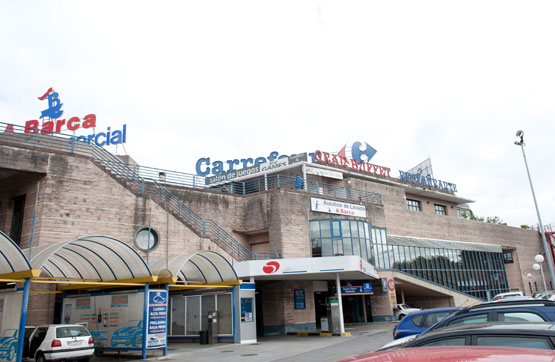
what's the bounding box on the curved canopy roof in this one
[150,251,238,283]
[27,236,152,281]
[0,231,32,275]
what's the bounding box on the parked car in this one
[395,303,421,320]
[394,322,555,350]
[422,299,555,333]
[26,324,94,362]
[340,346,555,362]
[534,291,555,300]
[393,307,461,339]
[490,291,523,301]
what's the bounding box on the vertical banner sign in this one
[294,289,306,309]
[147,290,167,348]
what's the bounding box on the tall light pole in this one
[515,130,555,287]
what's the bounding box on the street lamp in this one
[527,272,533,295]
[535,254,548,292]
[514,130,555,288]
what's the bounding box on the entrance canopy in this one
[234,255,379,281]
[27,235,152,281]
[0,231,39,279]
[150,251,238,283]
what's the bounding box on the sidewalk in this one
[92,322,396,362]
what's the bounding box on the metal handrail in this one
[0,122,273,261]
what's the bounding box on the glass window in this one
[322,238,333,256]
[320,221,331,237]
[423,311,455,327]
[502,251,514,264]
[419,337,467,347]
[435,204,447,215]
[410,314,426,327]
[447,314,488,326]
[333,238,344,256]
[341,220,351,237]
[407,199,421,211]
[135,227,159,251]
[476,336,551,350]
[343,237,353,256]
[497,312,545,322]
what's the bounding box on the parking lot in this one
[92,322,396,362]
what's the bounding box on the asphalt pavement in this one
[92,322,396,362]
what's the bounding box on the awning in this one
[234,255,379,281]
[388,235,502,253]
[0,231,38,279]
[26,235,152,281]
[150,251,238,283]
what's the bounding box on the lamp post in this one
[535,254,548,292]
[514,130,555,288]
[527,272,533,295]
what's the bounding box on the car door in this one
[28,327,48,358]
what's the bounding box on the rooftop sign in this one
[205,153,307,185]
[4,88,127,147]
[313,150,391,178]
[399,171,457,192]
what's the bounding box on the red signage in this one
[262,261,280,274]
[387,279,395,291]
[314,150,391,178]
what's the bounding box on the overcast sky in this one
[1,1,554,228]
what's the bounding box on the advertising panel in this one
[63,290,167,350]
[146,290,167,348]
[0,292,23,362]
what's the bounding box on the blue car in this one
[0,329,19,362]
[110,320,143,348]
[425,299,555,333]
[394,308,461,339]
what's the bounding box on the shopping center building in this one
[1,122,554,338]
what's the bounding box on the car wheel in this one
[134,334,142,347]
[35,352,45,362]
[9,345,15,360]
[398,314,405,321]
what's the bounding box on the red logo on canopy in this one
[263,261,280,274]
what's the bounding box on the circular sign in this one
[387,279,395,291]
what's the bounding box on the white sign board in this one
[310,197,366,217]
[305,166,343,180]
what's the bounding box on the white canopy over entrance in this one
[150,251,238,283]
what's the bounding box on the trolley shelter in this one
[0,233,241,362]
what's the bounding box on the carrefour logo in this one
[338,141,377,163]
[262,261,280,274]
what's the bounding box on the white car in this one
[490,291,523,301]
[27,324,95,362]
[395,304,421,320]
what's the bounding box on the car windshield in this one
[1,329,17,338]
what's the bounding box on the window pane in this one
[476,336,551,350]
[420,337,466,347]
[309,221,321,239]
[322,238,333,256]
[332,221,341,237]
[217,294,233,334]
[321,221,331,237]
[497,312,544,322]
[410,314,426,327]
[351,221,359,237]
[422,311,454,327]
[447,314,488,326]
[333,238,343,256]
[341,220,351,237]
[343,238,353,256]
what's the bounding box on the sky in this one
[1,1,554,228]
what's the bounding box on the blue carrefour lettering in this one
[196,158,211,176]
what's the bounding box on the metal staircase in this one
[0,122,278,261]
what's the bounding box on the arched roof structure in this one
[0,231,32,276]
[150,251,238,283]
[27,235,152,281]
